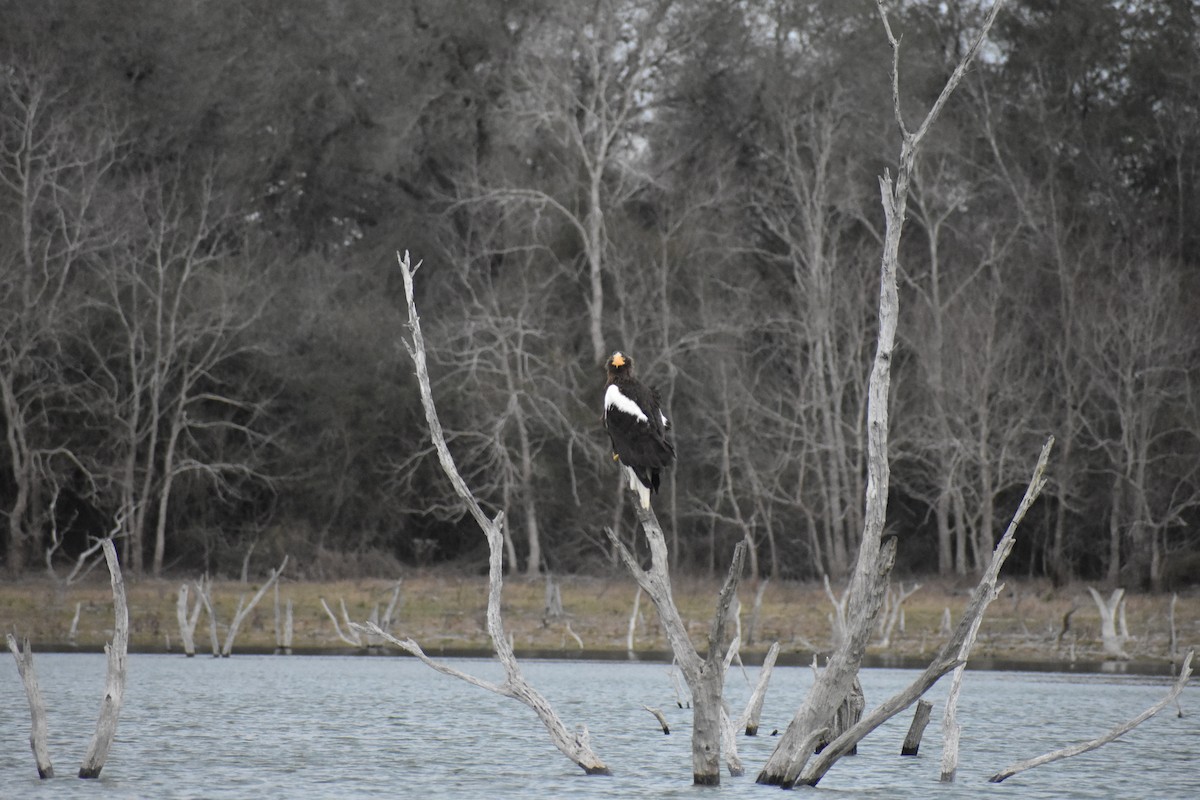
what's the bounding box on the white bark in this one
[799,436,1053,786]
[358,524,610,774]
[177,583,203,656]
[989,649,1194,783]
[321,597,364,647]
[643,705,671,734]
[194,575,219,657]
[739,641,781,736]
[626,586,643,652]
[1086,586,1131,659]
[79,539,128,779]
[606,507,747,785]
[387,251,609,775]
[221,556,287,656]
[7,634,54,778]
[757,2,1007,787]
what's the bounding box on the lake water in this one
[1,654,1197,799]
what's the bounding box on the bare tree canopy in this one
[0,0,1198,586]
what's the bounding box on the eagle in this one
[603,351,675,508]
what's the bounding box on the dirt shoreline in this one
[2,573,1194,674]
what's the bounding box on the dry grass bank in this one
[1,570,1195,666]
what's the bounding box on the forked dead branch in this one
[8,538,128,781]
[382,250,610,775]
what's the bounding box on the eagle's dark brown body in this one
[603,351,674,507]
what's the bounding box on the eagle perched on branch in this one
[604,351,675,508]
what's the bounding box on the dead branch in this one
[6,634,54,778]
[221,555,288,656]
[739,641,781,736]
[798,436,1053,787]
[320,596,364,647]
[989,649,1194,783]
[643,705,671,734]
[901,699,933,756]
[79,539,128,779]
[757,2,1008,787]
[385,250,609,775]
[606,508,748,784]
[356,524,610,774]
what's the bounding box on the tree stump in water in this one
[901,699,933,756]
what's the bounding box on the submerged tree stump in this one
[901,699,933,756]
[79,539,128,779]
[6,635,54,778]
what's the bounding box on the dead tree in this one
[375,250,609,776]
[797,437,1053,787]
[176,583,203,656]
[739,641,781,736]
[1086,586,1131,659]
[901,700,933,756]
[79,539,128,779]
[756,0,1007,787]
[7,538,130,781]
[6,635,54,778]
[221,556,288,656]
[606,508,747,784]
[321,597,365,647]
[989,649,1194,783]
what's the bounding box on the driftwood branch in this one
[643,705,671,734]
[7,634,54,778]
[79,539,128,779]
[989,649,1194,783]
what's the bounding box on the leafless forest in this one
[2,1,1198,588]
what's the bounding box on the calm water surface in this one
[1,654,1197,799]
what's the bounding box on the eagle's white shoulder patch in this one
[605,384,648,423]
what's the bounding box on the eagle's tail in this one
[624,465,655,509]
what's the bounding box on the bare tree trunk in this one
[796,436,1052,787]
[79,539,128,779]
[176,583,203,656]
[361,523,611,774]
[606,505,747,784]
[6,634,54,778]
[388,250,610,775]
[221,556,287,656]
[901,699,933,756]
[1087,586,1130,659]
[757,0,1007,786]
[739,641,781,736]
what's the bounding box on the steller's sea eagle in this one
[603,351,675,508]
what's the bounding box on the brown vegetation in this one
[2,572,1193,666]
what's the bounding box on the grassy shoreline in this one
[2,571,1194,670]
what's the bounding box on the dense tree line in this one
[1,0,1197,588]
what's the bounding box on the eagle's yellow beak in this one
[611,353,626,367]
